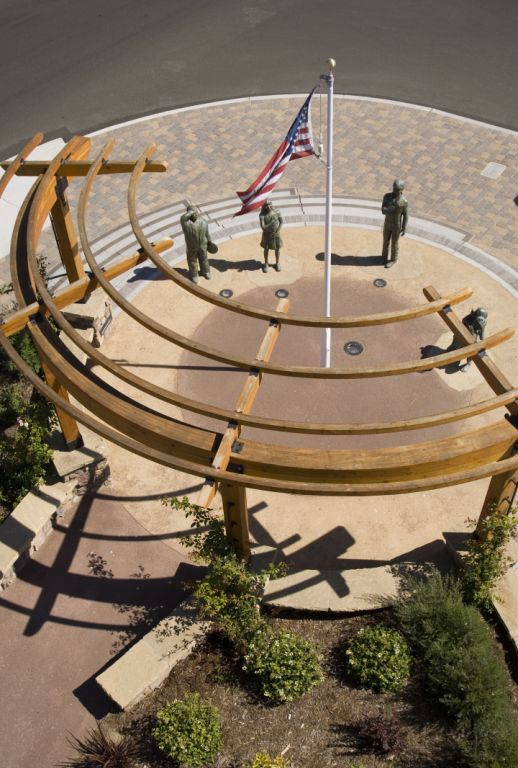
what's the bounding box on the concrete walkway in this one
[0,96,517,766]
[0,488,203,768]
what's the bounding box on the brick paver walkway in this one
[76,97,518,272]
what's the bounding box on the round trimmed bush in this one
[243,629,323,703]
[247,753,288,768]
[152,692,222,766]
[346,626,410,693]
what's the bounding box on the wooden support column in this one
[197,298,290,557]
[476,465,518,537]
[50,178,86,283]
[220,482,251,560]
[40,359,82,449]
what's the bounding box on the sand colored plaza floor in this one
[94,225,518,571]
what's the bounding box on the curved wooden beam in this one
[7,136,518,503]
[14,141,218,466]
[128,146,473,328]
[0,133,43,199]
[80,144,515,379]
[2,327,518,496]
[17,157,515,433]
[9,248,518,434]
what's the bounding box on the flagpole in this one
[320,58,335,368]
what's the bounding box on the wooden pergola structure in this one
[1,135,517,558]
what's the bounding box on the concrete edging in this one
[0,431,109,591]
[96,601,208,710]
[0,480,75,590]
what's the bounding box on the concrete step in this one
[262,565,400,612]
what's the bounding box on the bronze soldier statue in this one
[180,206,213,284]
[449,307,488,371]
[381,179,409,268]
[259,200,283,272]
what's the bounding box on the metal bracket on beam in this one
[55,176,69,205]
[442,304,452,314]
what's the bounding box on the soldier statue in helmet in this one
[381,179,409,268]
[180,205,217,284]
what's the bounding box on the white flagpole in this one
[320,58,335,368]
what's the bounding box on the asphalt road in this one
[0,0,517,158]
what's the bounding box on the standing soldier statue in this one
[180,206,216,284]
[259,200,283,273]
[381,179,409,268]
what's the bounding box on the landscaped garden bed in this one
[101,606,472,767]
[61,499,517,768]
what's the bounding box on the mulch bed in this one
[103,608,464,767]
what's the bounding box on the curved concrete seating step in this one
[261,565,400,612]
[50,190,518,305]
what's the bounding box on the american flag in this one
[235,90,315,216]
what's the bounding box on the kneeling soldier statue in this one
[449,307,488,371]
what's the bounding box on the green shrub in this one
[246,753,288,768]
[0,419,52,511]
[461,507,517,613]
[395,571,468,660]
[463,716,518,767]
[0,383,27,429]
[193,556,267,648]
[428,619,510,732]
[345,626,410,693]
[164,495,233,562]
[395,572,518,765]
[152,693,222,767]
[3,329,42,375]
[243,628,323,703]
[59,723,138,767]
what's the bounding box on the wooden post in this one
[220,481,250,559]
[40,359,82,449]
[476,467,518,536]
[50,178,86,283]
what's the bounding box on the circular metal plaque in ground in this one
[219,289,233,298]
[373,278,387,288]
[344,341,364,356]
[275,288,289,298]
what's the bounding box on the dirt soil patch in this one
[103,609,471,767]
